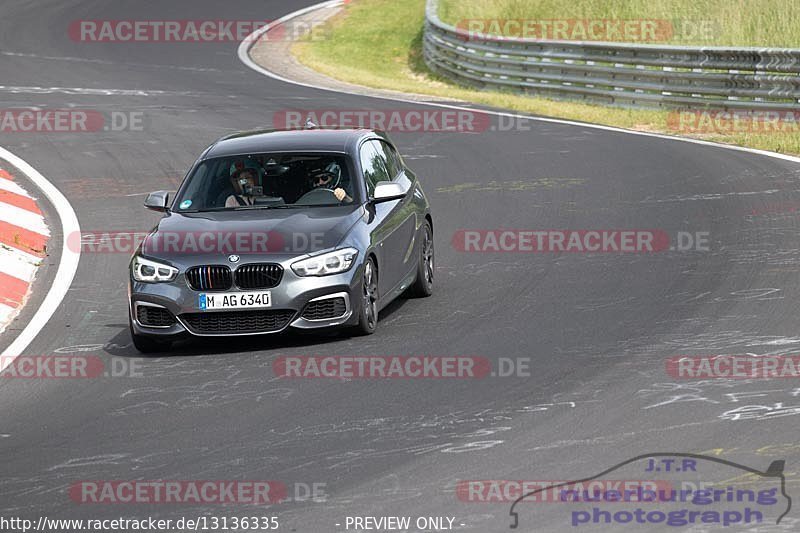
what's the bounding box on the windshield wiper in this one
[191,207,233,212]
[232,204,300,210]
[190,204,325,212]
[292,203,346,207]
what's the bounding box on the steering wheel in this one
[296,187,339,205]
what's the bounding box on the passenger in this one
[225,169,261,207]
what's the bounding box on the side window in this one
[389,145,404,179]
[359,141,390,196]
[374,140,403,179]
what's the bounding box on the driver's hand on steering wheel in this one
[334,188,347,201]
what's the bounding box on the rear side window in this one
[359,141,390,196]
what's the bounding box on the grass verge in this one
[292,0,800,156]
[439,0,800,47]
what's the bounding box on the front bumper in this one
[129,264,362,338]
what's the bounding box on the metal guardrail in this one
[423,0,800,110]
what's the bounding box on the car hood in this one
[140,205,363,263]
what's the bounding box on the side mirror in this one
[371,181,409,204]
[144,191,171,212]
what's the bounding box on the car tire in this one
[129,317,171,354]
[407,221,434,298]
[354,257,378,335]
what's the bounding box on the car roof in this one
[202,128,387,159]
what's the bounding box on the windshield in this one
[173,153,358,212]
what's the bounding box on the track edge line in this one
[0,147,81,363]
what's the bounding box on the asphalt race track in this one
[1,1,800,532]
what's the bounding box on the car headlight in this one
[131,256,179,283]
[291,248,358,277]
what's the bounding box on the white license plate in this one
[198,291,271,310]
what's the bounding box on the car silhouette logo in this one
[228,255,240,263]
[508,452,792,529]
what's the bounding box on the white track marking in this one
[237,0,800,165]
[0,171,45,335]
[0,85,200,97]
[0,245,41,281]
[0,147,81,363]
[0,176,30,196]
[0,203,49,235]
[0,303,15,334]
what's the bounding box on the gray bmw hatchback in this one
[128,128,433,353]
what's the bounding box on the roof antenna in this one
[304,116,318,130]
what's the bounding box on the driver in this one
[225,169,262,207]
[310,161,351,203]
